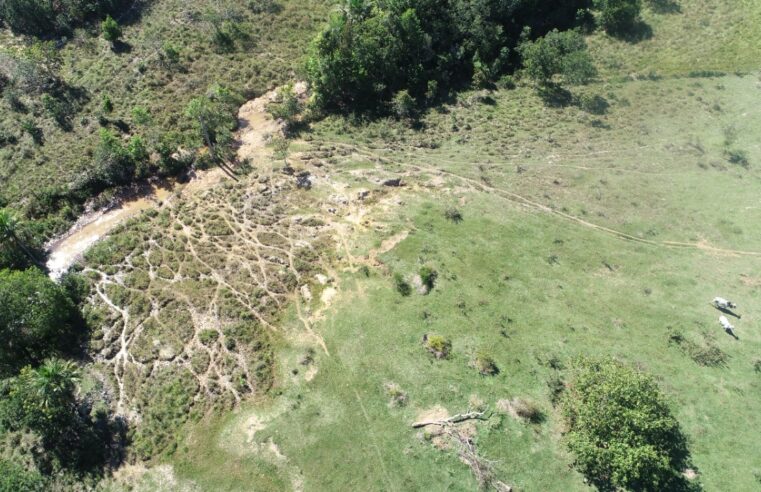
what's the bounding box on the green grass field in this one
[164,60,761,490]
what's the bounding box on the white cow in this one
[719,315,736,337]
[712,297,737,310]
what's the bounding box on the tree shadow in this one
[538,85,573,107]
[111,40,133,54]
[649,0,682,14]
[613,20,654,43]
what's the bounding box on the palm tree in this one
[28,358,79,414]
[0,208,41,267]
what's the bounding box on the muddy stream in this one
[45,86,289,280]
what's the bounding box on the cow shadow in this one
[714,306,741,319]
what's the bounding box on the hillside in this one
[1,0,761,491]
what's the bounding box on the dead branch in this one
[411,410,488,428]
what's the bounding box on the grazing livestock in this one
[719,315,737,338]
[712,297,737,310]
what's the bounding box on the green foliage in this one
[185,85,242,159]
[101,94,114,113]
[101,15,122,44]
[519,29,596,86]
[0,0,129,35]
[594,0,642,35]
[425,334,451,359]
[0,459,46,491]
[474,350,498,375]
[392,90,415,120]
[92,128,136,186]
[306,0,588,112]
[418,265,437,291]
[20,119,43,145]
[131,106,152,126]
[268,84,302,127]
[0,269,78,376]
[393,272,411,296]
[561,358,692,491]
[199,329,219,346]
[444,207,463,223]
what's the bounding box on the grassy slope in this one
[0,0,330,206]
[60,0,760,489]
[170,0,761,488]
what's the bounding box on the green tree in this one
[0,269,78,376]
[0,209,40,267]
[561,358,693,491]
[519,29,596,87]
[185,85,242,160]
[594,0,642,35]
[93,128,135,186]
[101,15,122,45]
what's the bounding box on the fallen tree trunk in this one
[411,410,487,428]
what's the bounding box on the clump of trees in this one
[561,358,695,491]
[0,0,130,35]
[306,0,588,113]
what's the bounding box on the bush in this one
[419,266,437,292]
[561,358,692,491]
[0,459,46,491]
[0,0,130,35]
[392,90,415,120]
[594,0,642,35]
[425,334,452,359]
[101,15,122,44]
[199,329,219,346]
[393,272,412,296]
[512,398,543,422]
[444,207,463,223]
[519,29,596,86]
[474,350,499,375]
[384,382,408,407]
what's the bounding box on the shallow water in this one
[46,185,173,280]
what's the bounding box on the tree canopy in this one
[306,0,591,112]
[0,268,79,376]
[561,358,693,491]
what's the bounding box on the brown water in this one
[46,185,173,280]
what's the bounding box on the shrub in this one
[393,272,412,296]
[726,149,749,168]
[512,398,543,423]
[425,334,452,359]
[101,15,122,44]
[474,350,499,375]
[0,459,46,491]
[594,0,642,35]
[392,90,415,120]
[384,382,408,407]
[444,207,463,223]
[419,266,437,292]
[199,329,219,346]
[561,358,692,491]
[101,94,114,113]
[519,29,596,86]
[577,93,609,115]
